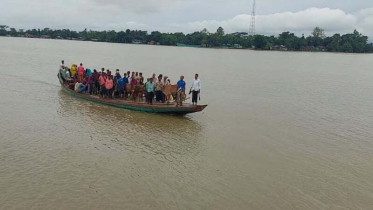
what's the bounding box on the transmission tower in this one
[249,0,256,36]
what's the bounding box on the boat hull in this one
[58,73,207,114]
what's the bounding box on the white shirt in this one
[191,78,201,91]
[60,63,66,70]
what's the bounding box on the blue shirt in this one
[123,77,129,84]
[146,82,155,93]
[117,78,125,88]
[177,80,186,92]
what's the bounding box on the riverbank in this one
[3,35,372,55]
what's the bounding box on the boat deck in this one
[60,81,207,114]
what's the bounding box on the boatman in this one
[190,74,201,105]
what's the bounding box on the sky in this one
[1,0,373,40]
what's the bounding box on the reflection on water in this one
[3,37,373,210]
[57,90,205,159]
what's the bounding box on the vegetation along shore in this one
[1,25,372,53]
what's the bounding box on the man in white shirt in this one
[190,74,201,105]
[60,60,66,70]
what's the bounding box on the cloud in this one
[168,7,373,41]
[107,21,151,31]
[0,0,372,42]
[90,0,180,13]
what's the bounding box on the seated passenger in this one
[74,82,86,93]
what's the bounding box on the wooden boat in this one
[58,72,207,114]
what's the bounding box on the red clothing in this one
[130,79,138,85]
[105,79,113,90]
[78,66,85,76]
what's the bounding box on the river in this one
[1,37,373,210]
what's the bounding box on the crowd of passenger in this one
[59,60,201,106]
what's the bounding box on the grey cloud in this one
[89,0,180,13]
[0,0,372,41]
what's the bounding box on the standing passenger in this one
[99,72,106,97]
[152,73,157,83]
[105,76,114,98]
[155,75,164,102]
[146,78,155,105]
[139,73,144,85]
[92,69,99,94]
[190,74,201,105]
[123,73,129,99]
[60,60,66,70]
[117,76,125,99]
[176,76,186,106]
[70,64,77,78]
[77,63,85,82]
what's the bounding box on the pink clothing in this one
[78,66,85,76]
[99,75,106,86]
[105,79,113,90]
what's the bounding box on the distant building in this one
[40,35,51,39]
[316,46,327,52]
[22,33,37,38]
[132,39,143,44]
[233,44,243,49]
[270,45,288,51]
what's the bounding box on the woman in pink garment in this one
[77,63,85,82]
[105,76,114,98]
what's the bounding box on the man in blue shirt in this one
[176,76,186,106]
[122,73,129,99]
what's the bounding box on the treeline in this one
[0,25,372,53]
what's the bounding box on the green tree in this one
[312,27,326,39]
[216,27,224,36]
[9,28,17,37]
[0,25,9,36]
[253,35,266,49]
